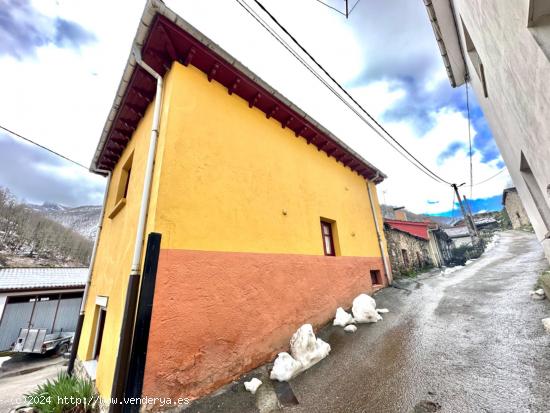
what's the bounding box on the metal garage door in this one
[0,293,83,351]
[0,299,34,351]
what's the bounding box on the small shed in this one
[0,267,87,351]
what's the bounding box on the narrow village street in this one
[189,230,550,413]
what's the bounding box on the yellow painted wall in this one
[79,60,387,399]
[76,68,176,397]
[154,62,384,258]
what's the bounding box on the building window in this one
[320,220,336,256]
[527,0,550,59]
[92,306,107,360]
[401,249,409,267]
[109,152,133,219]
[520,151,550,233]
[370,270,381,286]
[461,20,489,98]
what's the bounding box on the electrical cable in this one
[471,168,506,186]
[313,0,346,16]
[0,124,89,170]
[465,80,473,198]
[237,0,453,185]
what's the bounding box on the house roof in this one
[502,187,517,205]
[0,267,88,293]
[91,0,386,184]
[443,226,470,239]
[384,219,430,241]
[423,0,467,87]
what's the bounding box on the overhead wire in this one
[0,124,89,170]
[471,168,506,186]
[465,79,473,198]
[237,0,453,185]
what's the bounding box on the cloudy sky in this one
[0,0,510,214]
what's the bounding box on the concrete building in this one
[424,0,550,262]
[0,267,86,351]
[74,0,391,406]
[503,187,532,229]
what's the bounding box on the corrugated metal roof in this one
[0,267,88,292]
[385,219,430,240]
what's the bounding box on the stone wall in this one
[504,190,531,229]
[384,227,432,276]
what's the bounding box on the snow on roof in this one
[443,226,471,239]
[0,267,88,292]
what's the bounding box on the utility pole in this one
[451,183,480,245]
[462,195,479,236]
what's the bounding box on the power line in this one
[465,80,473,198]
[472,168,506,186]
[0,124,89,170]
[313,0,346,16]
[237,0,452,185]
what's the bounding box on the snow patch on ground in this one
[542,318,550,333]
[352,294,382,323]
[333,307,354,327]
[344,325,357,333]
[530,289,546,300]
[442,266,464,275]
[244,377,262,394]
[270,324,331,382]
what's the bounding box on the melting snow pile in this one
[270,324,331,382]
[530,289,546,300]
[244,377,262,394]
[344,324,357,333]
[484,235,498,253]
[443,265,464,275]
[352,294,382,323]
[333,307,355,327]
[542,318,550,333]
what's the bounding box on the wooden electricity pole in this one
[451,183,480,245]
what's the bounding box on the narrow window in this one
[109,152,133,219]
[462,20,489,98]
[520,151,550,233]
[117,154,133,203]
[320,220,336,256]
[92,306,106,360]
[370,270,381,286]
[401,249,409,267]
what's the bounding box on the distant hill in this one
[0,188,95,268]
[381,204,453,227]
[27,202,101,240]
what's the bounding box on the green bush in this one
[24,372,98,413]
[449,243,484,266]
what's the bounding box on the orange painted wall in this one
[142,249,386,400]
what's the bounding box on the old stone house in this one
[384,219,433,276]
[503,187,532,229]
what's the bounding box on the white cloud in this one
[0,0,508,212]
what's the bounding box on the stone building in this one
[503,187,532,229]
[384,219,433,276]
[424,0,550,262]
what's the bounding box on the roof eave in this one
[423,0,467,88]
[91,0,386,183]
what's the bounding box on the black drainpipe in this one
[123,232,162,412]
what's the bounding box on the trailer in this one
[11,328,73,355]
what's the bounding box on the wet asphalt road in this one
[187,230,550,413]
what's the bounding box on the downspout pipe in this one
[68,170,111,376]
[367,174,393,285]
[110,48,163,411]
